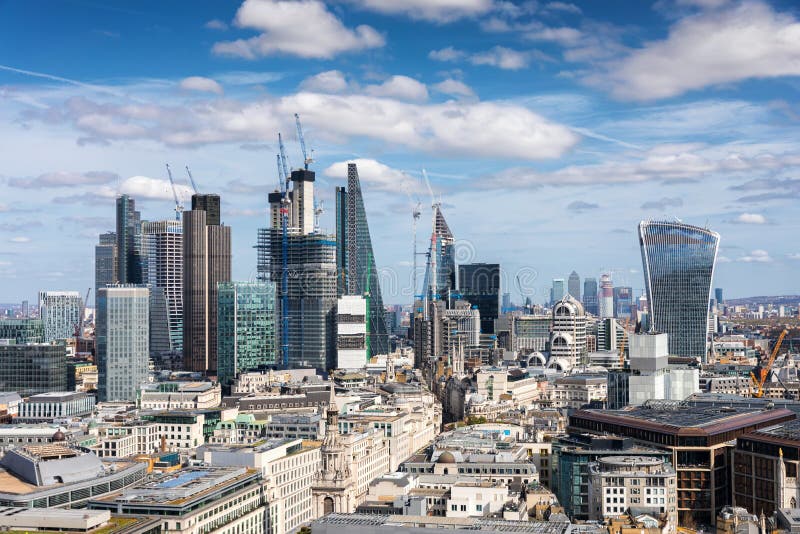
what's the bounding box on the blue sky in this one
[1,0,799,304]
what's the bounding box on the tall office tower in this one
[291,169,315,235]
[598,274,614,318]
[336,295,367,370]
[568,271,581,300]
[183,194,232,373]
[20,300,29,318]
[335,163,390,356]
[582,277,598,315]
[551,278,566,304]
[424,205,456,301]
[639,220,719,360]
[549,294,587,370]
[258,170,337,371]
[715,288,723,305]
[501,293,512,313]
[613,286,633,320]
[217,281,276,387]
[38,291,82,341]
[95,232,118,306]
[96,286,149,402]
[142,220,183,353]
[458,263,500,334]
[148,288,171,358]
[116,194,143,284]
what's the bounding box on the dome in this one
[553,294,585,317]
[437,451,457,464]
[52,429,66,442]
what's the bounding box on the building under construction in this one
[257,169,337,372]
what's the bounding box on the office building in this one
[335,163,390,356]
[639,220,719,360]
[715,287,723,305]
[510,315,551,353]
[337,295,367,370]
[217,281,277,387]
[583,277,598,316]
[458,263,500,334]
[613,286,633,320]
[426,205,456,301]
[17,391,96,422]
[598,274,614,318]
[551,278,566,304]
[0,343,67,396]
[142,220,183,353]
[96,286,149,402]
[115,194,143,284]
[0,318,44,344]
[549,295,587,370]
[94,231,118,306]
[38,291,82,341]
[568,270,581,300]
[183,194,232,373]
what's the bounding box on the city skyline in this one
[2,0,800,302]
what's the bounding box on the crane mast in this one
[277,137,291,369]
[165,164,183,221]
[750,329,789,398]
[185,166,199,194]
[294,113,313,170]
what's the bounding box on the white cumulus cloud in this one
[300,70,350,93]
[734,213,767,224]
[349,0,493,23]
[364,75,429,102]
[324,158,420,194]
[432,79,476,98]
[738,249,772,263]
[8,170,119,189]
[213,0,384,59]
[10,236,30,243]
[179,76,224,95]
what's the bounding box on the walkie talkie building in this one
[638,220,719,360]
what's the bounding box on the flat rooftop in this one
[741,418,800,444]
[314,513,570,533]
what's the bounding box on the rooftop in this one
[314,513,570,533]
[741,418,800,444]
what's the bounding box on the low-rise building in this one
[140,381,221,410]
[140,410,206,453]
[17,391,95,423]
[91,421,160,458]
[549,375,607,411]
[266,412,325,440]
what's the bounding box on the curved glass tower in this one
[638,220,719,360]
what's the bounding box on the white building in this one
[629,333,699,406]
[17,392,95,423]
[202,438,321,534]
[549,375,607,410]
[549,295,587,370]
[337,296,367,370]
[92,422,160,458]
[446,481,508,518]
[96,286,150,402]
[588,455,677,532]
[38,291,82,341]
[139,381,221,410]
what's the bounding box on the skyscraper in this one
[217,281,276,387]
[613,286,633,320]
[95,232,118,306]
[638,220,720,360]
[425,205,456,301]
[183,194,231,373]
[96,286,149,402]
[458,263,500,334]
[259,170,337,371]
[549,294,587,370]
[38,291,82,341]
[715,288,724,305]
[142,220,183,353]
[598,274,614,318]
[568,271,581,300]
[335,163,390,356]
[551,278,566,304]
[583,277,598,316]
[116,195,143,284]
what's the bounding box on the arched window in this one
[324,496,334,515]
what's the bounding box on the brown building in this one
[569,403,795,527]
[183,194,231,374]
[734,419,800,516]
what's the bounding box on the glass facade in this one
[217,281,277,386]
[0,343,67,396]
[638,220,719,360]
[0,318,44,344]
[38,291,82,341]
[458,263,500,334]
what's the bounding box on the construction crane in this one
[185,165,199,194]
[294,113,313,170]
[73,287,91,340]
[313,200,324,232]
[165,164,183,221]
[277,133,291,370]
[750,329,789,398]
[412,202,421,300]
[618,325,627,369]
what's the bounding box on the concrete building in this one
[266,413,325,440]
[38,291,82,341]
[509,315,551,353]
[183,193,232,374]
[139,381,221,410]
[96,285,150,402]
[91,421,160,458]
[312,513,572,534]
[0,342,67,396]
[549,295,587,370]
[140,410,206,453]
[90,466,266,534]
[549,375,607,411]
[598,275,614,319]
[588,456,677,532]
[627,333,699,406]
[202,438,321,534]
[337,295,368,370]
[17,391,95,422]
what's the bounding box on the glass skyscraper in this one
[458,263,500,334]
[638,220,719,360]
[217,281,277,387]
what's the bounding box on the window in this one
[476,504,482,512]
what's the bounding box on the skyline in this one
[2,0,800,302]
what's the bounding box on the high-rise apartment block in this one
[458,263,500,334]
[96,286,149,402]
[639,220,719,360]
[183,194,231,373]
[217,281,277,387]
[38,291,82,341]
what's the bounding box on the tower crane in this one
[750,329,789,398]
[314,200,324,232]
[277,133,291,370]
[73,287,91,340]
[165,164,183,221]
[294,113,313,170]
[412,202,421,300]
[185,165,199,194]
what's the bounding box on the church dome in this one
[437,451,457,464]
[52,429,66,442]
